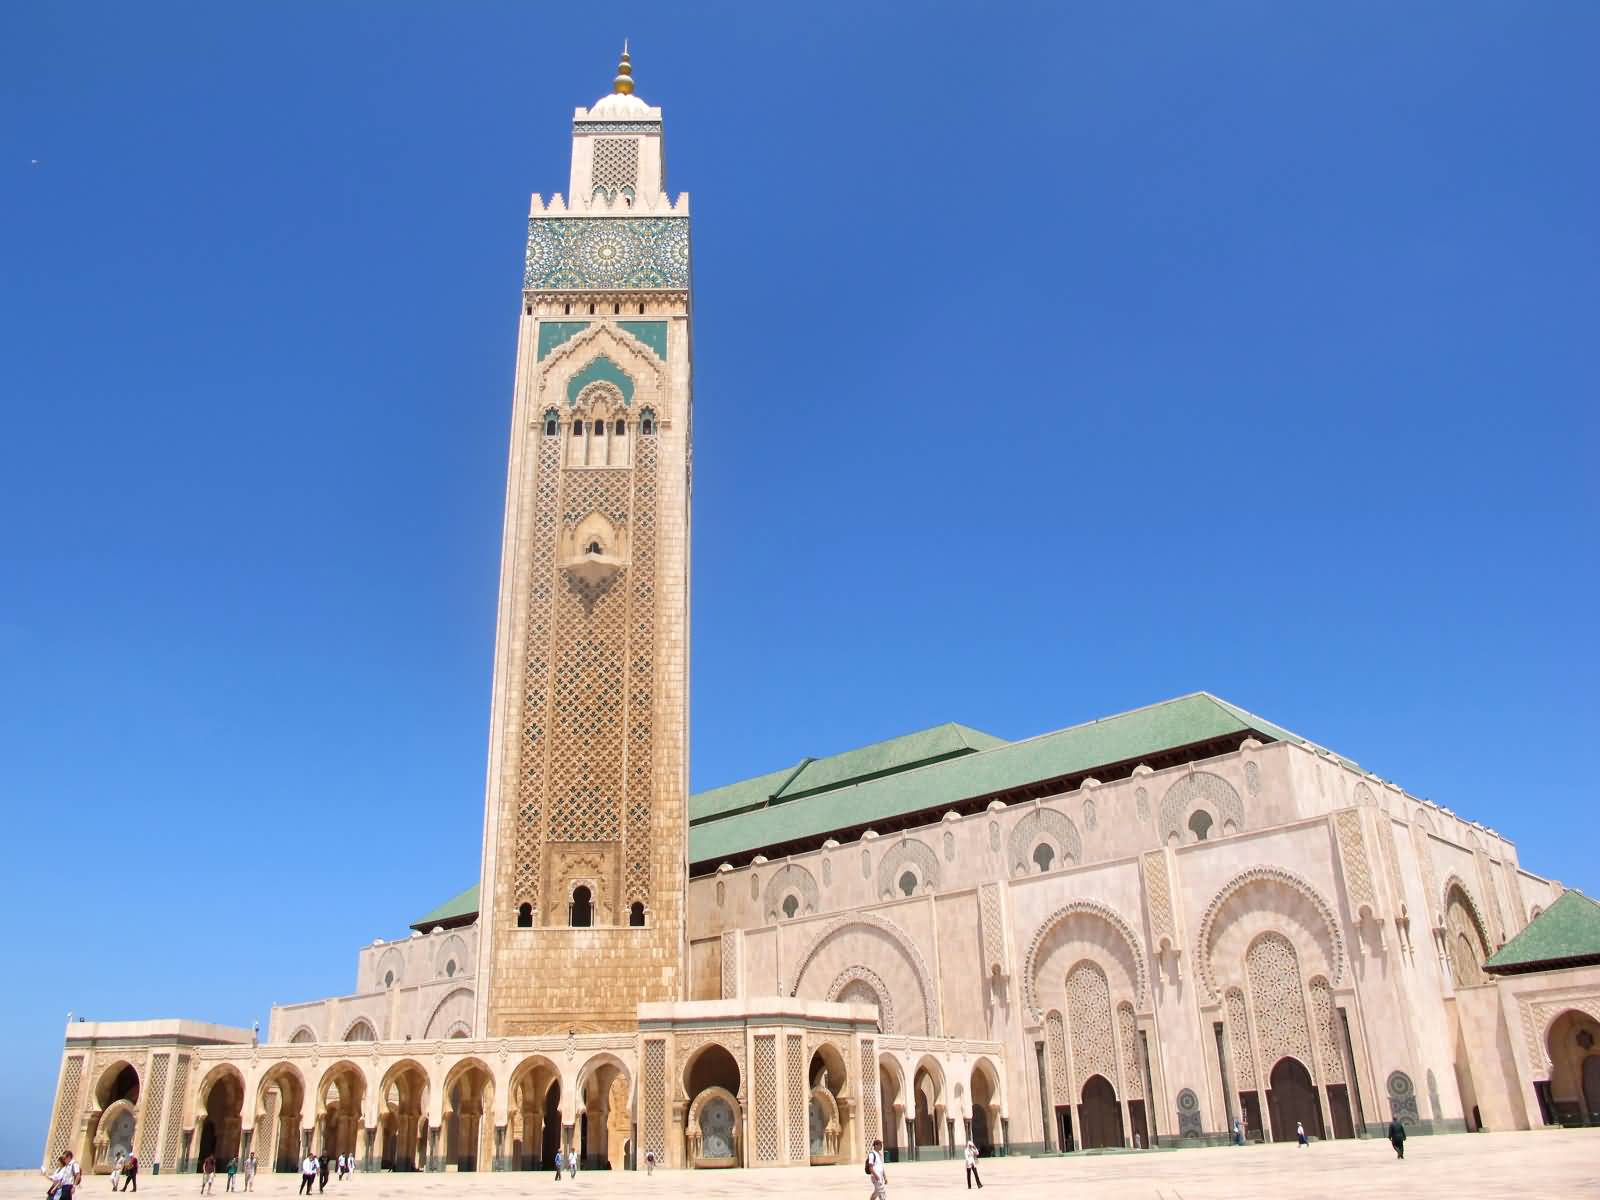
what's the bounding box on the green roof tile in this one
[1486,890,1600,973]
[410,884,480,931]
[687,693,1283,866]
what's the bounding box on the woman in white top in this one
[964,1140,983,1190]
[44,1152,81,1200]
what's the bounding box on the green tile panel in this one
[618,320,669,360]
[536,321,590,360]
[566,354,635,406]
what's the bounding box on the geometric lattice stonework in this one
[1226,988,1256,1088]
[1309,976,1346,1084]
[138,1054,170,1161]
[641,1040,667,1162]
[163,1056,191,1170]
[591,139,639,200]
[1247,933,1313,1075]
[1117,1003,1144,1100]
[48,1055,83,1164]
[752,1036,780,1164]
[786,1035,807,1163]
[1066,960,1117,1092]
[1045,1011,1069,1107]
[858,1041,880,1150]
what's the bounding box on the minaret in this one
[475,47,691,1035]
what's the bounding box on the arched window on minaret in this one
[640,408,656,436]
[543,409,559,437]
[629,902,646,927]
[570,886,593,928]
[516,903,533,928]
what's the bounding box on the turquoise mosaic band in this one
[524,217,690,291]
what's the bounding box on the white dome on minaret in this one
[588,41,649,115]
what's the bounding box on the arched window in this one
[1032,842,1055,873]
[383,971,395,989]
[586,540,603,554]
[570,886,593,928]
[641,410,656,435]
[781,894,800,920]
[516,903,533,928]
[614,419,626,436]
[629,902,646,927]
[898,870,918,898]
[543,410,559,436]
[1188,810,1213,842]
[613,303,620,315]
[445,960,457,978]
[573,419,584,436]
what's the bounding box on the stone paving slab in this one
[15,1131,1599,1200]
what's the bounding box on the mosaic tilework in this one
[624,430,658,907]
[1226,987,1256,1087]
[525,218,689,291]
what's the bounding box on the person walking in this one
[552,1149,563,1181]
[317,1154,330,1194]
[567,1151,578,1180]
[298,1154,317,1195]
[866,1137,888,1200]
[225,1158,238,1192]
[963,1139,983,1189]
[644,1149,655,1176]
[202,1154,217,1194]
[1388,1117,1407,1159]
[1296,1121,1308,1147]
[1232,1118,1243,1146]
[244,1153,257,1192]
[111,1153,125,1193]
[44,1152,81,1200]
[347,1151,357,1180]
[123,1153,140,1193]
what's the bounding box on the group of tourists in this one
[198,1152,257,1193]
[297,1153,356,1194]
[107,1153,138,1192]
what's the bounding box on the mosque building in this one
[42,51,1600,1174]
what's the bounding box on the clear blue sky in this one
[3,1,1596,1167]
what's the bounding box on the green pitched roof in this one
[410,884,480,932]
[408,693,1357,926]
[688,722,1006,826]
[1486,891,1600,974]
[686,693,1308,866]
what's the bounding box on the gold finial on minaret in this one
[612,40,634,95]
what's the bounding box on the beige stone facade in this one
[41,56,1600,1176]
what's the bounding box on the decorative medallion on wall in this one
[524,218,690,290]
[1386,1070,1419,1124]
[1176,1088,1202,1137]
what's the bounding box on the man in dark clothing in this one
[317,1155,330,1193]
[123,1154,139,1193]
[1388,1117,1407,1159]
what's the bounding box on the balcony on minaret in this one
[559,514,628,600]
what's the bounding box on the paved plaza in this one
[16,1131,1599,1200]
